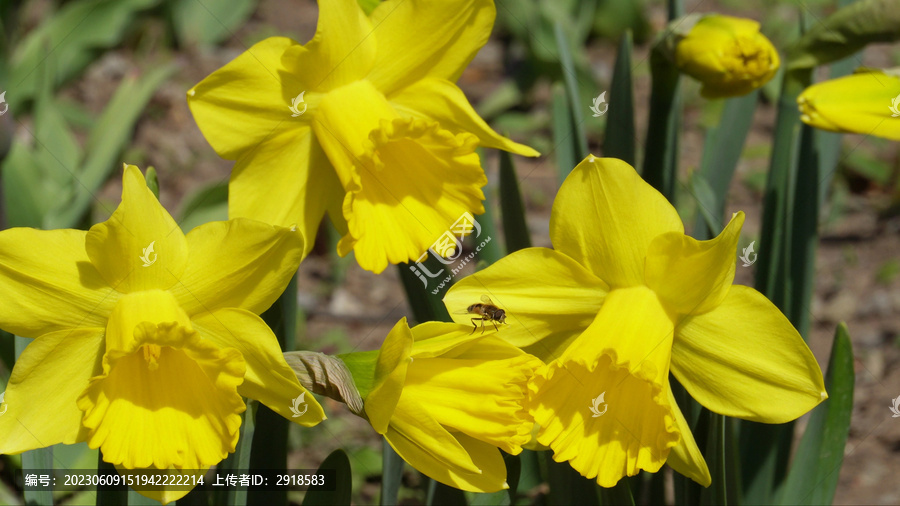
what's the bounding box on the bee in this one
[456,295,507,334]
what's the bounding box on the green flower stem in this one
[248,274,298,506]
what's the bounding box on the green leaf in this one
[145,166,160,199]
[381,441,404,506]
[553,22,588,160]
[302,449,352,506]
[44,62,176,229]
[177,180,229,233]
[602,31,636,166]
[551,83,577,186]
[499,150,531,253]
[427,479,467,506]
[691,92,759,239]
[1,143,54,227]
[97,451,127,506]
[215,403,257,506]
[10,0,163,102]
[545,453,599,506]
[599,478,634,506]
[778,323,854,505]
[642,47,681,201]
[170,0,257,47]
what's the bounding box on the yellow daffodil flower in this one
[673,14,779,98]
[0,165,325,504]
[187,0,539,274]
[798,68,900,140]
[341,318,541,492]
[444,156,827,487]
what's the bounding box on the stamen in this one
[143,345,162,371]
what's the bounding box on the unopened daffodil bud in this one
[798,68,900,141]
[662,14,780,98]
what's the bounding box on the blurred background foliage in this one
[0,0,898,505]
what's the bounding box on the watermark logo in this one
[889,93,900,117]
[589,392,608,417]
[289,91,307,117]
[140,241,157,267]
[589,91,608,117]
[0,391,7,417]
[290,392,308,418]
[409,212,492,295]
[890,395,900,418]
[0,91,8,116]
[739,240,757,267]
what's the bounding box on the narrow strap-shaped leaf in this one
[551,83,578,186]
[603,31,636,166]
[96,451,127,506]
[426,478,467,506]
[380,439,404,506]
[302,449,352,506]
[598,477,634,506]
[700,414,728,506]
[553,22,588,159]
[778,323,853,505]
[499,150,531,253]
[642,49,681,201]
[216,402,257,506]
[397,257,452,323]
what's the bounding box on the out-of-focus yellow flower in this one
[798,69,900,140]
[187,0,538,274]
[341,318,540,492]
[445,156,827,487]
[673,14,780,98]
[0,165,324,504]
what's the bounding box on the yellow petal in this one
[0,228,118,337]
[187,37,309,159]
[665,384,711,487]
[227,126,346,258]
[86,165,188,293]
[367,0,496,95]
[798,70,900,141]
[443,247,607,355]
[282,0,375,92]
[672,285,827,423]
[404,352,538,455]
[170,218,304,316]
[389,77,539,157]
[644,212,744,316]
[675,15,780,98]
[551,157,683,288]
[191,309,326,426]
[387,396,481,475]
[78,322,246,469]
[366,318,414,434]
[105,289,192,352]
[0,328,104,454]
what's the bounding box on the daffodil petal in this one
[387,396,481,474]
[645,212,744,316]
[672,285,828,423]
[404,352,538,454]
[227,126,346,256]
[366,318,413,434]
[105,289,192,351]
[86,165,188,293]
[551,157,683,288]
[665,384,711,487]
[443,247,608,356]
[282,0,375,91]
[0,228,117,337]
[389,77,539,157]
[191,309,326,426]
[446,432,509,492]
[367,0,496,95]
[0,328,104,454]
[171,218,304,316]
[797,70,900,141]
[78,323,245,469]
[187,37,309,159]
